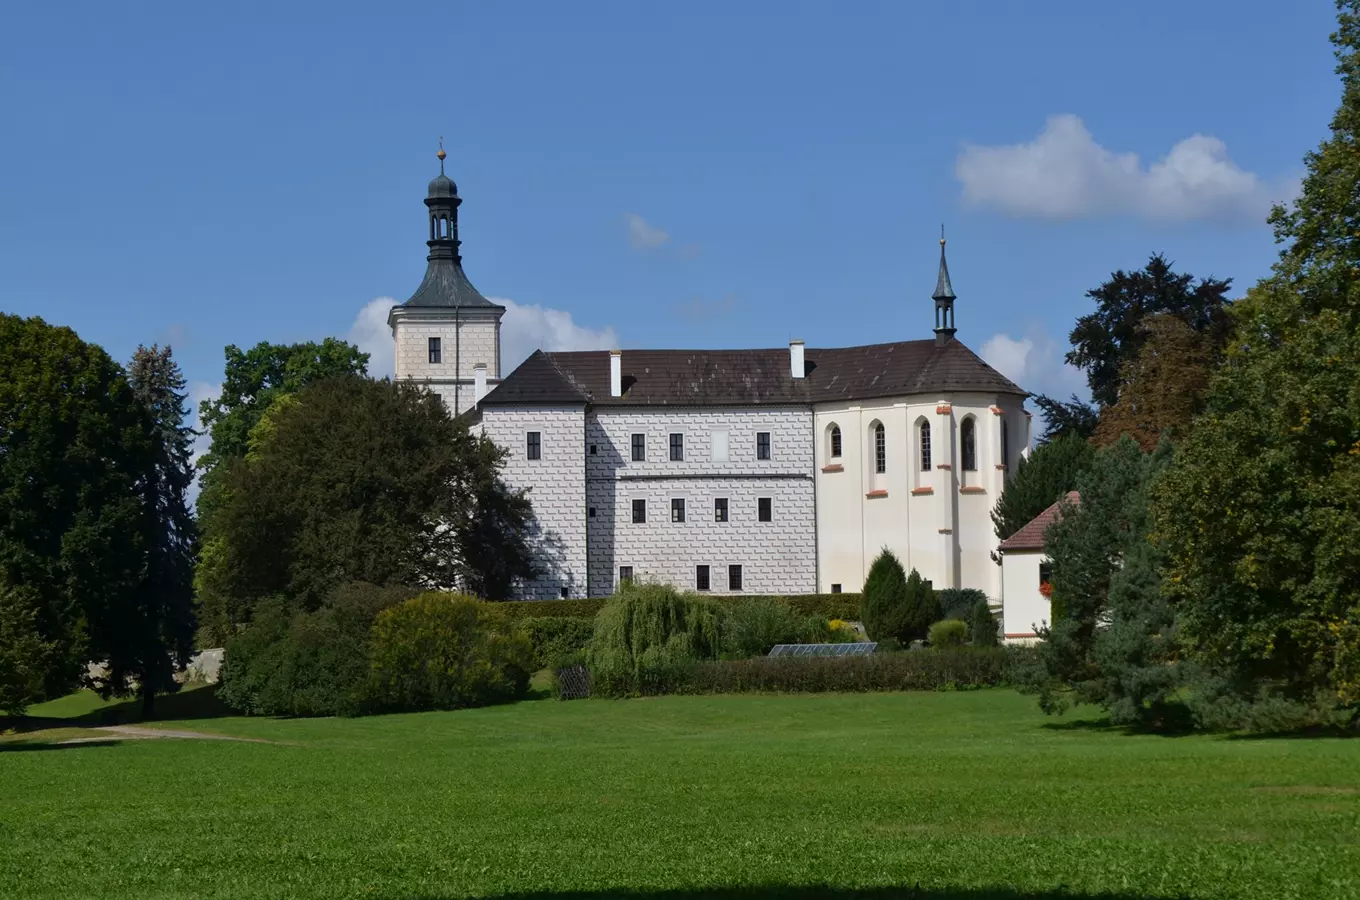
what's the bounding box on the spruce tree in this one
[901,568,940,644]
[860,549,909,643]
[992,434,1094,545]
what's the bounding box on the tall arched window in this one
[919,420,932,472]
[961,417,977,471]
[829,424,842,459]
[873,423,886,474]
[1000,418,1009,469]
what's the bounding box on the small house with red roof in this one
[997,491,1078,643]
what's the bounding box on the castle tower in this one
[388,142,504,415]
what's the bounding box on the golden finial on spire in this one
[437,136,446,173]
[940,223,946,246]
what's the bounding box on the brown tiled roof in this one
[479,339,1026,407]
[998,491,1080,553]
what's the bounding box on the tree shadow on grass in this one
[1040,714,1357,741]
[436,886,1178,900]
[70,684,235,726]
[0,738,122,753]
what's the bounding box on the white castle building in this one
[389,155,1032,604]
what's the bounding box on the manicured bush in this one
[491,594,862,622]
[588,582,724,696]
[970,599,1000,647]
[938,587,989,622]
[520,616,595,669]
[654,647,1031,696]
[929,619,969,647]
[219,582,415,717]
[366,593,532,712]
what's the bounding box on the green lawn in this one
[1,689,1357,900]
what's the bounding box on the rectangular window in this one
[831,427,842,458]
[632,499,646,523]
[631,433,646,462]
[711,429,729,462]
[618,566,634,585]
[757,432,771,460]
[714,498,728,522]
[758,497,772,522]
[671,498,686,523]
[428,336,442,364]
[588,507,597,518]
[728,564,743,592]
[696,565,710,591]
[1001,420,1010,468]
[559,587,569,599]
[669,433,684,461]
[526,432,541,460]
[589,444,597,455]
[831,583,842,594]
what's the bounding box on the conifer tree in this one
[860,549,909,643]
[992,434,1094,546]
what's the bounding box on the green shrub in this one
[772,594,862,620]
[494,598,609,621]
[722,597,806,658]
[634,647,1029,696]
[366,593,532,712]
[929,619,969,647]
[861,549,909,642]
[520,616,595,669]
[938,587,989,622]
[970,599,999,647]
[588,582,724,696]
[218,583,414,717]
[902,569,941,643]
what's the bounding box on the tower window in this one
[758,497,772,522]
[695,565,710,592]
[631,433,646,462]
[1001,418,1010,468]
[714,498,729,522]
[632,499,646,524]
[671,498,686,523]
[961,418,977,471]
[669,433,684,461]
[526,432,541,460]
[874,423,886,474]
[428,337,442,364]
[756,432,771,460]
[920,421,932,472]
[728,565,743,592]
[830,425,842,459]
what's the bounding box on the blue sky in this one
[0,1,1339,423]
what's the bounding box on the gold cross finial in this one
[437,136,446,172]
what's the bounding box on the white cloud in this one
[625,212,670,250]
[494,297,619,371]
[981,330,1086,402]
[348,296,397,378]
[956,114,1296,222]
[348,297,619,381]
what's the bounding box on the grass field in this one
[2,688,1358,900]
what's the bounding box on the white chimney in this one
[789,340,805,379]
[610,350,622,397]
[474,363,488,404]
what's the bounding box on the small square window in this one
[671,498,686,523]
[757,432,771,460]
[619,566,634,585]
[696,565,710,591]
[632,499,646,523]
[526,432,541,460]
[669,433,684,461]
[728,564,743,592]
[428,337,442,364]
[714,498,728,522]
[831,583,842,594]
[589,444,597,455]
[758,497,772,522]
[560,587,569,599]
[631,433,646,462]
[589,507,597,518]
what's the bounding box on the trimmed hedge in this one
[586,646,1034,697]
[520,616,594,669]
[494,593,861,622]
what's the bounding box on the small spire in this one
[933,224,955,301]
[437,136,446,174]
